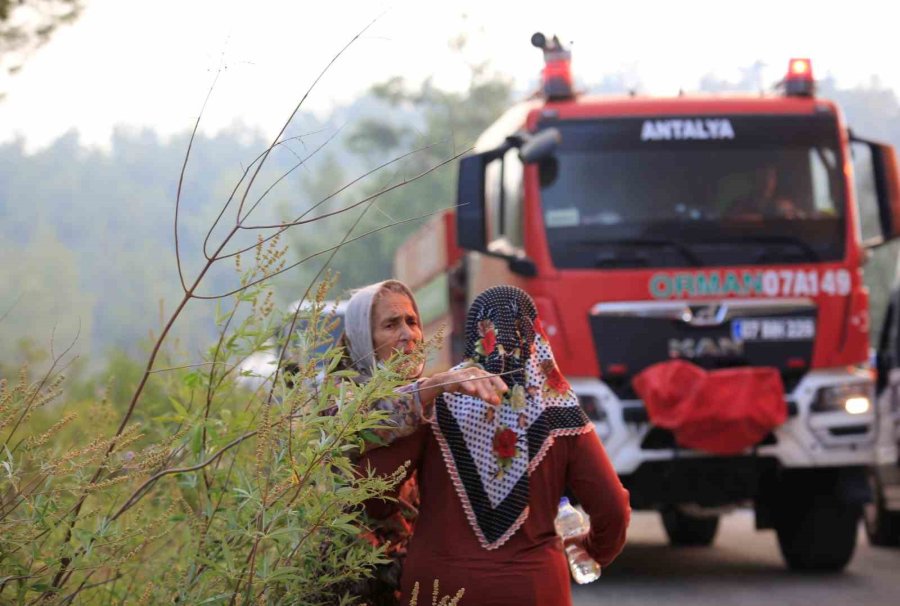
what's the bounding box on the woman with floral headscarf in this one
[357,285,630,605]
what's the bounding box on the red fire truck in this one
[395,33,900,571]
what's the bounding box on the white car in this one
[236,299,347,390]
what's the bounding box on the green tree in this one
[285,64,514,296]
[0,221,94,363]
[0,126,307,365]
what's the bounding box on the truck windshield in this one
[538,115,846,268]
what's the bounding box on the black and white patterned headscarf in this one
[431,285,592,549]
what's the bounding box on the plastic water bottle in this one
[555,497,602,584]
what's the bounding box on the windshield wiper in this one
[593,251,650,268]
[730,235,821,263]
[575,238,703,267]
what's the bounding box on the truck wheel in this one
[661,508,719,546]
[864,477,900,547]
[776,497,860,571]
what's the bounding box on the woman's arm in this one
[365,385,428,446]
[363,366,508,448]
[566,431,631,567]
[415,365,507,407]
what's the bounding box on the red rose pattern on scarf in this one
[476,319,497,356]
[493,426,518,476]
[541,359,571,396]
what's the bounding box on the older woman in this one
[340,279,508,445]
[357,285,631,606]
[335,279,508,605]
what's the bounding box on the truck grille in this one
[590,299,816,398]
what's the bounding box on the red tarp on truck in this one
[632,360,787,455]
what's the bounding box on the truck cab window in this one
[810,148,840,215]
[538,116,848,268]
[502,148,524,248]
[851,143,883,243]
[485,157,503,242]
[484,151,525,249]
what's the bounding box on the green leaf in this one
[196,593,233,604]
[190,425,204,457]
[169,396,188,418]
[183,370,202,389]
[326,352,343,374]
[72,527,94,555]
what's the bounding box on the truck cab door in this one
[456,129,559,277]
[850,133,900,246]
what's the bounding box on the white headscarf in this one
[343,280,421,379]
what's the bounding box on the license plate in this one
[731,317,815,341]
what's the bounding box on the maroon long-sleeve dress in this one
[359,424,630,606]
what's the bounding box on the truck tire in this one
[776,497,860,571]
[864,477,900,547]
[661,509,719,546]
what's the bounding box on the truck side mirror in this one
[872,144,900,241]
[850,133,900,246]
[456,153,490,252]
[520,127,561,163]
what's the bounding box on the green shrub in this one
[1,269,415,605]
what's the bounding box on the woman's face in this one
[371,292,423,365]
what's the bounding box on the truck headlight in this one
[811,383,873,415]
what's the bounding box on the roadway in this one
[572,510,900,606]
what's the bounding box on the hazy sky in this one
[0,0,897,150]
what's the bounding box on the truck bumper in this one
[571,368,879,507]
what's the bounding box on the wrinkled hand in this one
[436,366,508,405]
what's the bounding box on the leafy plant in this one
[1,22,465,604]
[1,264,420,605]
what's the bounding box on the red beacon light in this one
[784,58,815,98]
[531,32,574,101]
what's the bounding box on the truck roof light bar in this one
[784,58,815,98]
[531,32,574,101]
